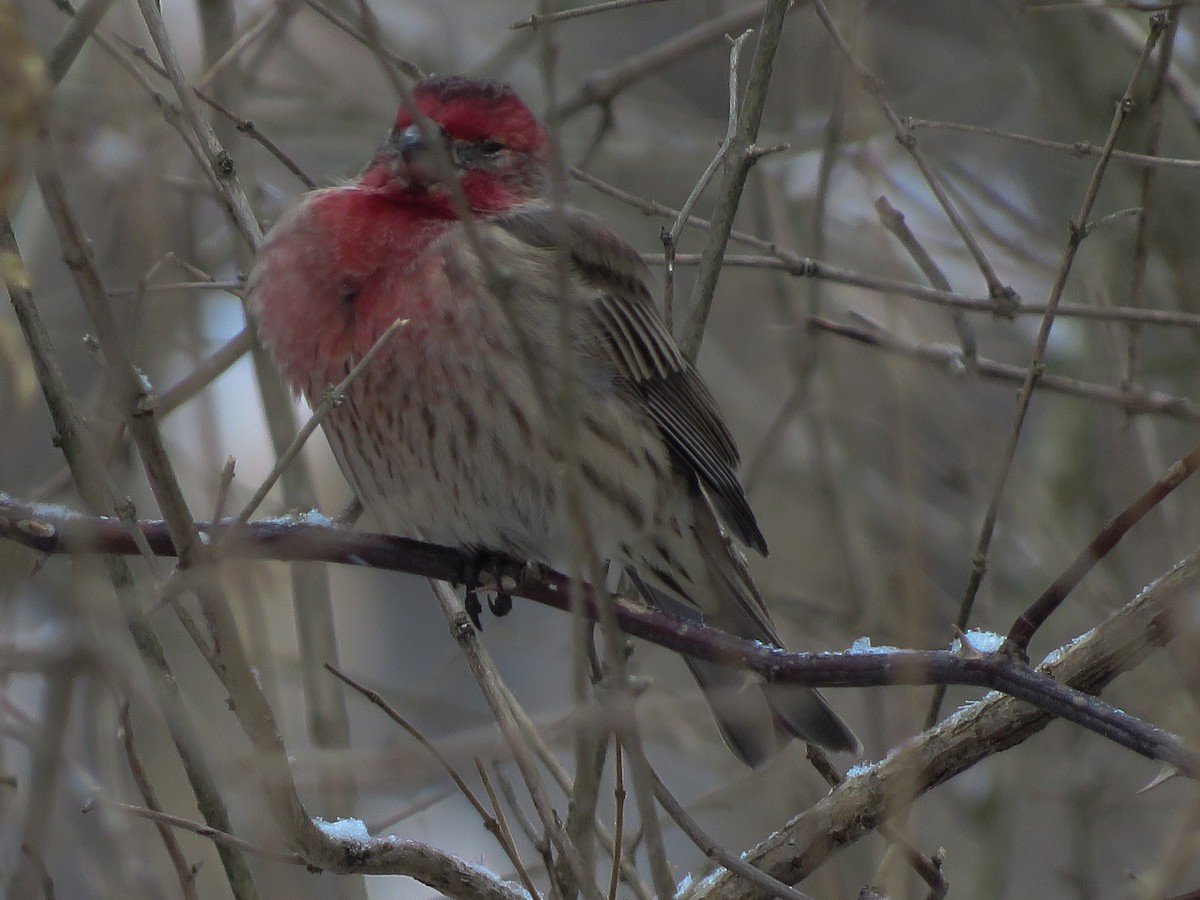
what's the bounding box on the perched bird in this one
[248,75,858,765]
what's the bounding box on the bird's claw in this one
[461,549,528,629]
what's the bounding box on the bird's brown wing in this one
[494,202,767,556]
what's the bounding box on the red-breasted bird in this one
[248,75,858,765]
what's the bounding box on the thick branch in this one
[0,493,1193,778]
[689,548,1200,900]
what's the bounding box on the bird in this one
[248,74,859,765]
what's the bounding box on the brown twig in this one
[927,11,1168,729]
[907,117,1200,171]
[1125,6,1180,388]
[1,209,261,899]
[512,0,675,29]
[680,0,790,360]
[118,703,200,900]
[874,195,976,364]
[807,316,1200,422]
[555,2,769,118]
[811,0,1016,305]
[475,759,542,900]
[580,171,1200,330]
[5,672,74,900]
[607,742,625,900]
[299,0,422,79]
[1007,440,1200,652]
[689,548,1200,900]
[327,660,540,899]
[100,799,301,863]
[651,771,816,900]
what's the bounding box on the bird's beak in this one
[392,123,442,187]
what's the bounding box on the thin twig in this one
[103,799,301,862]
[132,0,263,248]
[299,0,422,79]
[874,195,976,364]
[1007,439,1200,652]
[364,786,455,833]
[429,580,607,900]
[496,686,652,900]
[222,316,407,533]
[907,117,1200,170]
[607,742,625,900]
[556,2,768,118]
[330,660,543,898]
[1125,6,1180,388]
[5,672,74,900]
[811,0,1016,305]
[475,759,543,900]
[118,703,200,900]
[680,0,790,360]
[926,12,1168,729]
[325,665,491,818]
[651,771,816,900]
[807,316,1200,423]
[662,28,754,330]
[512,0,675,29]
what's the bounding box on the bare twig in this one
[927,11,1168,728]
[475,760,542,900]
[5,673,74,900]
[132,0,263,248]
[874,195,976,363]
[118,704,200,900]
[556,2,769,118]
[512,0,676,30]
[222,316,408,532]
[299,0,422,79]
[322,661,542,897]
[811,0,1016,305]
[651,772,816,900]
[429,581,606,900]
[102,799,302,863]
[1125,6,1180,387]
[1007,440,1200,652]
[907,117,1200,171]
[687,548,1200,899]
[663,29,754,329]
[807,316,1200,422]
[607,742,625,900]
[680,0,790,360]
[1,211,261,899]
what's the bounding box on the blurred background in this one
[3,0,1200,897]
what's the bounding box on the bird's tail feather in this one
[629,573,860,766]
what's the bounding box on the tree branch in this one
[1,493,1193,780]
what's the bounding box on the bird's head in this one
[361,75,550,215]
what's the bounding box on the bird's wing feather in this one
[493,202,767,554]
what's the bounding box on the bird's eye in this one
[450,139,507,168]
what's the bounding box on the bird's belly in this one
[318,345,675,572]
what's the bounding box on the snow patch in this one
[314,817,370,842]
[846,636,900,655]
[950,630,1005,654]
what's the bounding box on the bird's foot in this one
[461,550,537,629]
